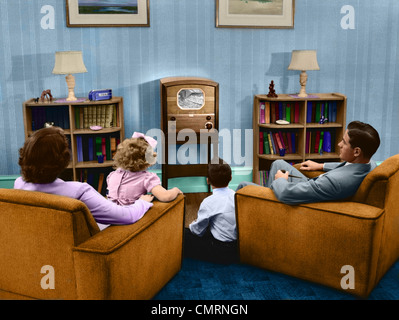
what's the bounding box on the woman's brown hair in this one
[18,126,70,183]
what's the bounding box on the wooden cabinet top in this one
[160,77,218,88]
[23,96,123,106]
[255,93,346,102]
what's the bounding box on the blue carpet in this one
[154,258,399,300]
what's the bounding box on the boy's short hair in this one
[18,126,70,183]
[207,157,232,188]
[347,121,380,159]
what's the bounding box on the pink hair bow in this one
[132,132,157,149]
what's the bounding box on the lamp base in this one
[297,91,308,98]
[65,74,77,101]
[298,71,308,98]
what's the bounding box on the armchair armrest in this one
[72,195,185,300]
[293,163,324,179]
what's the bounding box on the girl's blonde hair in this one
[113,137,157,172]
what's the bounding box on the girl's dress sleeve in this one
[143,171,162,193]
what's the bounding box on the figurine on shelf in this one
[40,89,53,102]
[44,122,54,128]
[319,115,328,124]
[267,80,278,98]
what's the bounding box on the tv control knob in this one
[206,116,212,120]
[170,116,176,121]
[205,122,213,130]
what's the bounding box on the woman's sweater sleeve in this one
[78,183,153,225]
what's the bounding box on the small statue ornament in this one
[267,80,278,98]
[40,89,53,102]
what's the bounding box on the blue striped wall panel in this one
[1,0,398,175]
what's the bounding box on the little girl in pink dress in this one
[107,132,182,205]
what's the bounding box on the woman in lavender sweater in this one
[14,126,153,230]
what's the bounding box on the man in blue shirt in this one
[184,158,238,264]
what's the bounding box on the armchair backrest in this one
[0,189,99,299]
[350,154,399,208]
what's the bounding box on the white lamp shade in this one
[52,51,87,75]
[288,50,320,71]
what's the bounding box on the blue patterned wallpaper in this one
[1,0,398,175]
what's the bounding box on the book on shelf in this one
[305,129,336,154]
[78,168,111,196]
[260,101,300,124]
[267,132,274,155]
[263,132,270,155]
[259,130,298,156]
[285,132,295,153]
[76,136,83,162]
[313,130,320,153]
[97,173,105,194]
[265,102,270,124]
[259,170,269,187]
[259,131,264,154]
[274,132,285,156]
[31,106,69,131]
[269,131,277,155]
[259,102,265,124]
[306,101,338,123]
[76,134,120,163]
[318,131,324,154]
[285,104,291,123]
[88,137,94,161]
[294,102,300,123]
[75,104,117,129]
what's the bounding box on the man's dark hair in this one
[347,121,380,159]
[207,157,232,188]
[19,126,70,183]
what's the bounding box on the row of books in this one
[259,102,300,124]
[307,101,338,123]
[258,100,339,125]
[75,104,119,129]
[77,168,113,196]
[259,130,298,156]
[259,161,296,187]
[305,129,336,154]
[76,134,120,163]
[31,106,70,131]
[259,170,270,187]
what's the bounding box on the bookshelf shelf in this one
[258,153,303,161]
[253,93,347,185]
[23,97,125,194]
[306,123,343,129]
[259,123,304,129]
[73,127,122,135]
[75,160,115,169]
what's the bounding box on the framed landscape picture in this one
[216,0,295,28]
[66,0,150,27]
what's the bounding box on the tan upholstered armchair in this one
[235,154,399,298]
[0,189,184,300]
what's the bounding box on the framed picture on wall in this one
[216,0,295,29]
[66,0,150,27]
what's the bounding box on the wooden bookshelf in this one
[22,97,125,193]
[253,93,347,185]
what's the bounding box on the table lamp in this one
[288,50,320,98]
[52,51,87,101]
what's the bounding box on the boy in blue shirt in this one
[183,158,238,264]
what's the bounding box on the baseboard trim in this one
[151,166,253,193]
[0,168,253,192]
